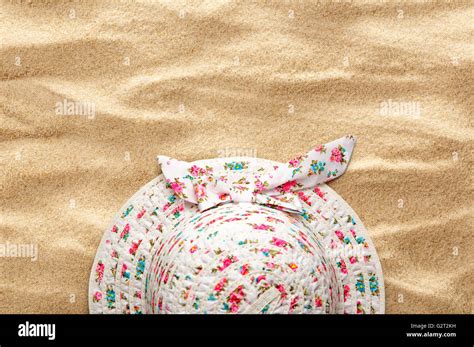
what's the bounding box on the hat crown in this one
[145,203,341,313]
[90,135,385,315]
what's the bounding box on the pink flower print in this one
[136,209,146,219]
[189,165,202,177]
[172,204,184,218]
[315,296,323,308]
[288,156,302,168]
[240,264,250,275]
[217,175,228,183]
[93,291,102,302]
[218,256,238,271]
[350,229,357,238]
[111,225,118,233]
[280,180,297,192]
[313,187,327,200]
[189,245,198,254]
[135,291,142,299]
[356,301,364,314]
[335,230,344,241]
[315,144,326,153]
[228,285,245,310]
[121,224,130,233]
[297,191,311,205]
[223,258,232,268]
[337,259,348,274]
[120,224,130,241]
[129,240,142,255]
[271,237,288,248]
[330,147,343,163]
[349,256,357,264]
[256,275,266,283]
[214,278,228,293]
[252,223,273,231]
[290,296,300,312]
[254,178,268,193]
[288,262,298,272]
[276,284,287,299]
[194,184,207,199]
[169,181,184,195]
[266,262,275,269]
[96,262,104,282]
[121,264,128,276]
[344,284,350,302]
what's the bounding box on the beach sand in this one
[0,0,472,313]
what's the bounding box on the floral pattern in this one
[158,136,356,212]
[95,261,104,284]
[89,135,384,315]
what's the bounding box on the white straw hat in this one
[89,135,384,314]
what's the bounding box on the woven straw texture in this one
[89,158,384,314]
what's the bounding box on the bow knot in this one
[159,135,356,214]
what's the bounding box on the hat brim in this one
[89,157,384,314]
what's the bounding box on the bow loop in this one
[158,135,356,213]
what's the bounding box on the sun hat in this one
[89,135,384,314]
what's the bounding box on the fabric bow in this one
[158,135,356,214]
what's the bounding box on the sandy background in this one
[0,0,472,314]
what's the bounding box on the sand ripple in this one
[0,1,472,313]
